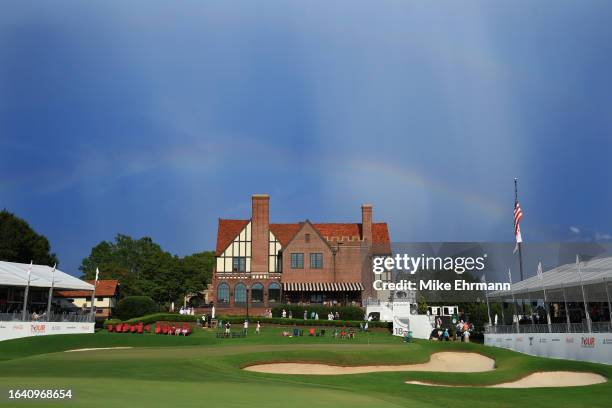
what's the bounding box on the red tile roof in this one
[216,219,390,255]
[56,279,119,298]
[216,219,250,256]
[270,223,302,246]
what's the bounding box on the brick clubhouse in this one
[212,194,391,315]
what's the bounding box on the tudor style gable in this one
[216,220,251,273]
[282,221,334,283]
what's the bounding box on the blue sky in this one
[1,1,612,276]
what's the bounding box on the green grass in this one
[1,327,611,407]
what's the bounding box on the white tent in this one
[0,261,94,290]
[487,257,612,299]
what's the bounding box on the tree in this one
[181,251,215,294]
[0,210,58,266]
[80,234,214,306]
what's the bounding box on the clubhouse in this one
[212,194,391,315]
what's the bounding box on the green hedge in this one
[103,313,197,327]
[104,313,390,330]
[271,304,364,321]
[115,296,158,320]
[218,316,390,329]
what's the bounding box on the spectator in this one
[443,328,450,341]
[243,319,249,333]
[304,310,308,320]
[256,321,261,335]
[289,311,293,319]
[282,309,287,318]
[364,321,369,332]
[225,322,231,337]
[463,329,470,343]
[315,313,319,320]
[335,311,340,320]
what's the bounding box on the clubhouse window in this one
[217,283,230,303]
[310,253,323,269]
[232,256,246,272]
[290,253,304,269]
[252,283,264,303]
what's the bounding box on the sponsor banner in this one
[485,332,612,365]
[0,322,94,342]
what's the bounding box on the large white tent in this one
[487,257,612,299]
[0,261,93,290]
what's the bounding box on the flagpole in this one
[562,282,571,332]
[90,268,99,322]
[514,179,525,282]
[483,272,492,327]
[537,262,552,333]
[21,261,33,321]
[576,255,591,333]
[509,269,519,333]
[514,178,526,322]
[604,277,612,326]
[46,264,56,321]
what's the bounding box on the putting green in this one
[1,327,611,407]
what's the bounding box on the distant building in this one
[56,279,120,319]
[212,194,391,315]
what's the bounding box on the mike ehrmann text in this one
[372,279,510,291]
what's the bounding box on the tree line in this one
[0,210,214,306]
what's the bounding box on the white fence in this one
[485,332,612,365]
[0,321,94,342]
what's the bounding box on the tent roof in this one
[0,261,94,290]
[487,257,612,299]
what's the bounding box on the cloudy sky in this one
[1,1,612,275]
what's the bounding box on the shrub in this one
[115,296,158,320]
[103,318,122,328]
[217,316,390,329]
[271,304,364,321]
[103,313,197,327]
[125,313,198,325]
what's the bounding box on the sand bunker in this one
[65,347,133,352]
[244,352,494,375]
[406,371,607,388]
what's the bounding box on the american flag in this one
[514,202,523,243]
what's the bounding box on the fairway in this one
[1,328,611,408]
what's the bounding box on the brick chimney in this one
[361,204,372,243]
[251,194,270,273]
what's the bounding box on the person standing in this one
[304,310,308,320]
[243,319,249,334]
[282,309,287,318]
[256,321,261,335]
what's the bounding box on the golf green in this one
[1,327,610,407]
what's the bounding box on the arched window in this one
[268,282,281,303]
[252,283,264,303]
[217,283,230,304]
[234,283,247,304]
